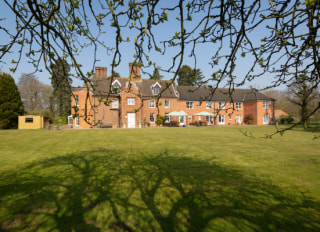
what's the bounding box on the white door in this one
[127,113,136,128]
[236,115,242,124]
[179,116,185,126]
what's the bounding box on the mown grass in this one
[0,126,319,231]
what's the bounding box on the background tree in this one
[111,71,120,77]
[0,72,24,129]
[287,77,319,129]
[150,66,163,80]
[50,58,72,117]
[17,73,52,113]
[178,65,204,86]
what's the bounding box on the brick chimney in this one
[129,62,141,81]
[95,67,107,77]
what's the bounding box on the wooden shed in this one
[18,115,46,129]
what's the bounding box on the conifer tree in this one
[0,72,24,129]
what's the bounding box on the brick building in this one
[71,64,275,128]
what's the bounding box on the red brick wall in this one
[243,100,274,125]
[71,87,94,128]
[72,80,275,128]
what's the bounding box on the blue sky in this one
[0,1,286,90]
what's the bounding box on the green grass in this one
[0,126,319,231]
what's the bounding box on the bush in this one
[280,116,294,124]
[53,116,68,126]
[244,115,254,124]
[156,114,165,126]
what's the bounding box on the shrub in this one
[53,116,68,126]
[244,115,254,124]
[156,114,165,126]
[280,116,294,124]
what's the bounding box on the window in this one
[188,115,192,121]
[229,114,232,121]
[263,101,269,109]
[219,102,225,109]
[111,80,121,93]
[198,101,202,107]
[186,101,194,109]
[206,102,212,109]
[236,102,242,110]
[75,95,79,106]
[206,116,213,124]
[263,114,269,124]
[153,87,160,95]
[112,99,118,108]
[127,98,135,105]
[68,115,73,125]
[165,100,170,108]
[219,115,225,124]
[25,117,33,123]
[165,113,170,123]
[229,102,233,108]
[149,100,155,108]
[151,82,161,95]
[198,116,202,121]
[150,113,155,123]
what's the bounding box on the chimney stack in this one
[129,62,141,81]
[95,67,107,77]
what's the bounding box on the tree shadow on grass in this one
[0,149,319,231]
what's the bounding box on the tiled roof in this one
[177,86,275,102]
[83,75,274,102]
[136,79,178,98]
[91,77,128,96]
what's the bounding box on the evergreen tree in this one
[178,65,204,86]
[111,70,120,77]
[0,72,24,129]
[50,58,72,117]
[150,66,163,80]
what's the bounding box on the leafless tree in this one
[17,73,52,113]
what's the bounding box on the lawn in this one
[0,126,319,231]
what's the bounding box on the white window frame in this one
[151,82,161,95]
[219,115,225,125]
[206,101,212,109]
[198,116,202,121]
[149,99,155,108]
[112,99,119,108]
[165,113,170,123]
[150,113,155,123]
[186,101,194,109]
[111,80,121,94]
[127,98,135,105]
[263,101,269,109]
[229,114,232,121]
[229,102,233,108]
[263,114,269,124]
[188,115,192,121]
[165,100,170,108]
[75,95,79,106]
[219,102,225,109]
[236,102,242,110]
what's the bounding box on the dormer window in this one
[111,80,121,94]
[151,82,161,95]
